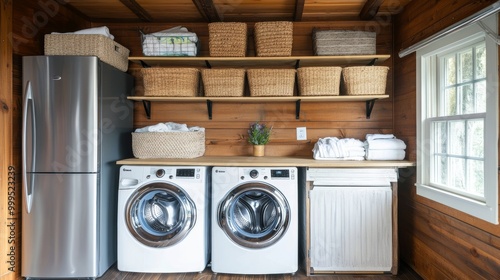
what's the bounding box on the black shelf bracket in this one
[295,59,301,69]
[295,99,301,119]
[142,100,151,119]
[206,99,213,120]
[205,60,212,68]
[366,98,377,119]
[367,58,378,66]
[140,60,151,68]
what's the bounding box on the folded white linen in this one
[366,133,395,141]
[135,122,204,133]
[366,149,405,160]
[52,26,114,40]
[365,138,406,150]
[313,155,365,161]
[313,137,366,160]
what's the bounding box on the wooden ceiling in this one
[64,0,412,23]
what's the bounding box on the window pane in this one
[444,87,457,116]
[475,80,486,113]
[467,159,484,196]
[475,44,486,79]
[458,49,473,83]
[433,155,448,186]
[467,119,484,158]
[449,121,465,155]
[460,83,474,114]
[433,121,447,154]
[449,157,465,190]
[445,55,456,86]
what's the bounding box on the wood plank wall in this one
[1,1,89,279]
[393,0,500,279]
[101,21,394,157]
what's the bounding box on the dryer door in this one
[125,182,196,247]
[218,182,290,249]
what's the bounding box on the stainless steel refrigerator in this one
[22,56,134,278]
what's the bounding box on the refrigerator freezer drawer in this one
[22,173,100,278]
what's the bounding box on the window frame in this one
[416,14,499,224]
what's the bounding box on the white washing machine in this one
[117,165,210,273]
[211,166,298,275]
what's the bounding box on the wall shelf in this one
[129,55,390,68]
[128,95,389,120]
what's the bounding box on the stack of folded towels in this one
[135,122,204,133]
[364,134,406,160]
[51,26,115,39]
[142,26,198,56]
[312,137,365,160]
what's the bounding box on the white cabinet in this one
[300,168,399,275]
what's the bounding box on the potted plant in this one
[248,122,272,156]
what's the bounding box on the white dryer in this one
[211,166,298,275]
[117,165,210,273]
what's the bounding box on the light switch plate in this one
[296,127,307,140]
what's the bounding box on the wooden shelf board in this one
[128,95,389,102]
[129,55,391,68]
[117,156,415,168]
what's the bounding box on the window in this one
[416,14,498,224]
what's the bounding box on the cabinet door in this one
[309,186,392,272]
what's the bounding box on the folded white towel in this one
[365,138,406,150]
[366,133,395,141]
[135,122,204,133]
[52,26,114,40]
[366,149,405,160]
[313,137,366,160]
[314,155,365,161]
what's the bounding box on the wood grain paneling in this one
[394,0,500,279]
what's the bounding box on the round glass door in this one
[217,182,290,249]
[125,182,196,247]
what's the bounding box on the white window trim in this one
[416,14,499,224]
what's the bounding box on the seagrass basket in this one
[132,131,205,159]
[247,69,296,96]
[313,30,376,56]
[342,66,389,95]
[141,67,199,96]
[208,22,247,57]
[297,67,342,96]
[254,21,293,57]
[201,68,246,97]
[44,34,130,72]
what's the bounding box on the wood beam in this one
[119,0,153,22]
[0,0,17,279]
[294,0,305,21]
[359,0,384,20]
[192,0,221,22]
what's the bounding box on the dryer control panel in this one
[240,168,295,181]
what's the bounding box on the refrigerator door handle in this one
[22,81,35,213]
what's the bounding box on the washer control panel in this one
[239,168,295,181]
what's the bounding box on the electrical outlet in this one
[296,127,307,140]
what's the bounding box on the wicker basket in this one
[313,30,376,56]
[297,67,342,96]
[44,34,130,72]
[342,66,389,95]
[208,22,247,57]
[254,21,293,57]
[141,68,199,96]
[201,68,246,97]
[132,131,205,159]
[247,69,296,96]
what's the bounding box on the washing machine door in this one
[125,182,196,247]
[218,182,290,249]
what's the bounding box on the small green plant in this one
[247,122,272,145]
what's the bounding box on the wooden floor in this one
[100,262,423,280]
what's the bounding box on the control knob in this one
[249,169,259,179]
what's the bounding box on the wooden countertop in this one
[117,156,415,168]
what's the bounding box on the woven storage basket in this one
[44,34,130,72]
[297,67,342,96]
[342,66,389,95]
[208,22,247,57]
[201,68,246,97]
[247,69,296,96]
[132,131,205,159]
[141,68,199,96]
[313,30,376,56]
[254,21,293,57]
